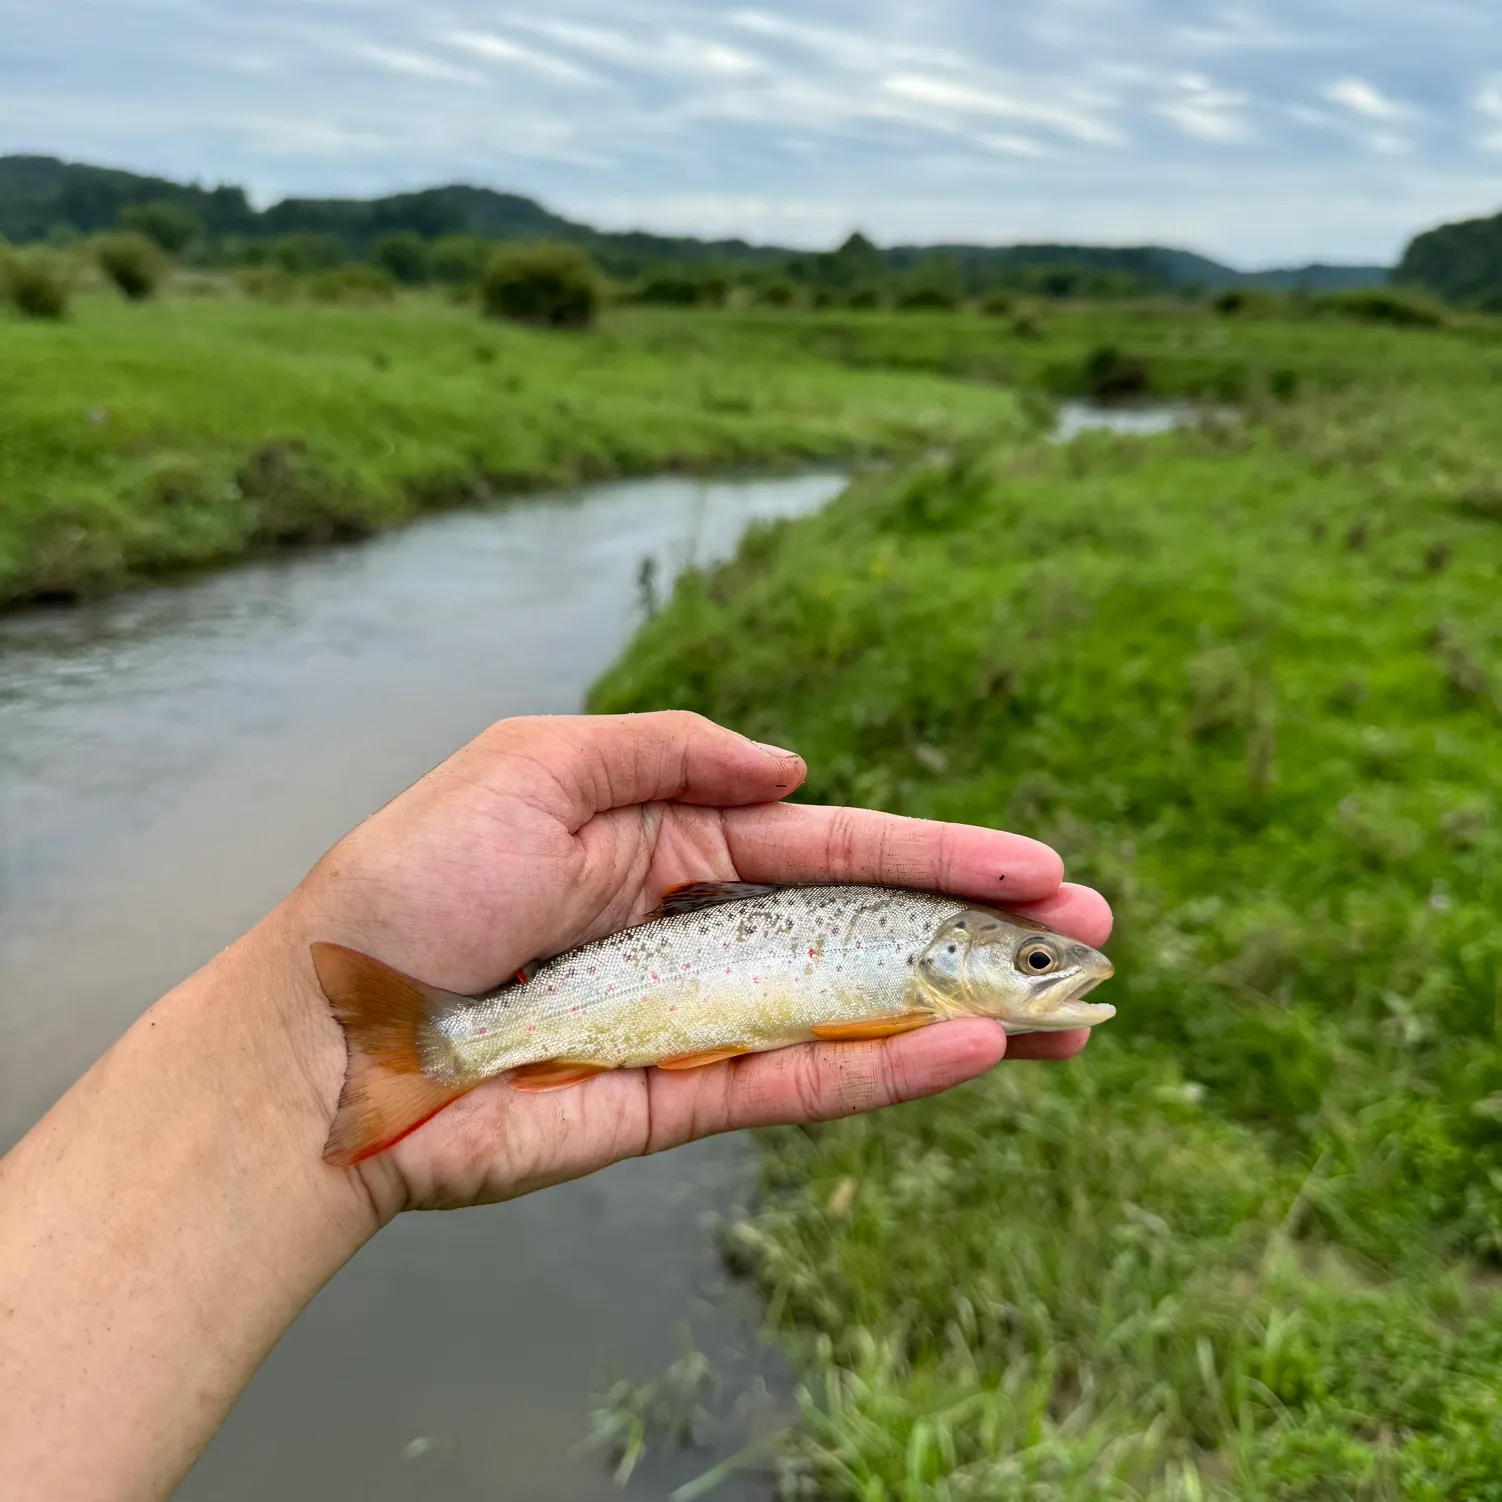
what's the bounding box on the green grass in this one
[0,294,1033,605]
[592,324,1502,1497]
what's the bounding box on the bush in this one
[1213,287,1281,318]
[1079,343,1151,399]
[480,242,600,329]
[846,285,884,310]
[896,285,961,311]
[271,234,342,274]
[980,290,1014,317]
[1317,288,1446,329]
[373,232,429,286]
[119,200,202,254]
[430,235,489,285]
[234,266,295,302]
[2,251,70,319]
[93,233,164,301]
[757,279,797,308]
[308,264,397,304]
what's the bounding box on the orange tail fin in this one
[311,943,473,1168]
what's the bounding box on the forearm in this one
[0,909,375,1501]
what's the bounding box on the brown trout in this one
[314,882,1115,1166]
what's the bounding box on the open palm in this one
[289,713,1113,1222]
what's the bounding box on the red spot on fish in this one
[651,972,659,982]
[475,1027,487,1037]
[808,947,817,958]
[683,963,691,971]
[754,976,761,984]
[607,984,615,993]
[527,1024,536,1034]
[570,1005,581,1016]
[668,1004,677,1012]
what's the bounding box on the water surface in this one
[1,472,846,1500]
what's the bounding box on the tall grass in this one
[593,338,1502,1496]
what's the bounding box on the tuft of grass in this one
[2,250,71,320]
[94,232,166,302]
[593,346,1502,1497]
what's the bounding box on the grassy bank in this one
[0,295,1034,606]
[592,332,1502,1495]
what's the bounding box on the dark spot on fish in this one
[947,944,957,954]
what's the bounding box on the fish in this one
[313,881,1115,1168]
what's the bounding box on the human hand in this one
[283,711,1113,1222]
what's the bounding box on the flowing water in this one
[0,471,848,1502]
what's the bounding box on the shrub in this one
[480,242,600,329]
[980,290,1014,317]
[373,231,429,285]
[896,285,961,311]
[757,279,797,308]
[1317,288,1446,329]
[308,264,397,304]
[234,266,295,302]
[1212,287,1282,318]
[2,251,70,319]
[1080,344,1151,399]
[96,232,166,301]
[271,233,342,274]
[846,285,883,310]
[430,235,489,285]
[633,271,730,307]
[119,200,202,254]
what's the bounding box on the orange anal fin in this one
[811,1014,935,1043]
[656,1048,752,1071]
[508,1061,613,1093]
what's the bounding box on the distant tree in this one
[429,235,489,285]
[897,253,963,310]
[95,232,166,301]
[829,231,885,288]
[270,233,342,273]
[120,200,202,254]
[373,231,429,285]
[480,242,600,328]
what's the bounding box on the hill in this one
[0,154,1390,290]
[1396,208,1502,310]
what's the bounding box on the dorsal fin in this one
[649,881,784,918]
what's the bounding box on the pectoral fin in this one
[811,1015,935,1042]
[508,1061,613,1092]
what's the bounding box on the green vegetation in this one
[0,296,1042,606]
[481,242,602,328]
[1,155,1392,302]
[94,231,165,301]
[1397,209,1502,311]
[593,312,1502,1497]
[1,249,70,320]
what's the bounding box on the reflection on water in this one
[1050,399,1198,443]
[0,471,846,1502]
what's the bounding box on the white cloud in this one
[348,43,485,87]
[1324,77,1412,121]
[512,19,765,78]
[445,31,599,84]
[1157,73,1252,142]
[882,73,1123,145]
[976,132,1053,158]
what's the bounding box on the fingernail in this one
[755,741,799,758]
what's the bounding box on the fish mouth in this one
[1032,962,1116,1030]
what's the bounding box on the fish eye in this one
[1018,942,1057,974]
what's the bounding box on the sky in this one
[3,0,1501,266]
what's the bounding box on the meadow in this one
[0,293,1036,606]
[7,284,1502,1496]
[592,311,1502,1497]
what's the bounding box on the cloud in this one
[1324,77,1412,122]
[348,42,484,87]
[445,31,600,85]
[1157,72,1253,142]
[10,0,1502,264]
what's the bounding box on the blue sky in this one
[4,0,1501,265]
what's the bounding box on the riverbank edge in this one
[1,434,930,614]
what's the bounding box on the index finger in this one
[721,801,1069,906]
